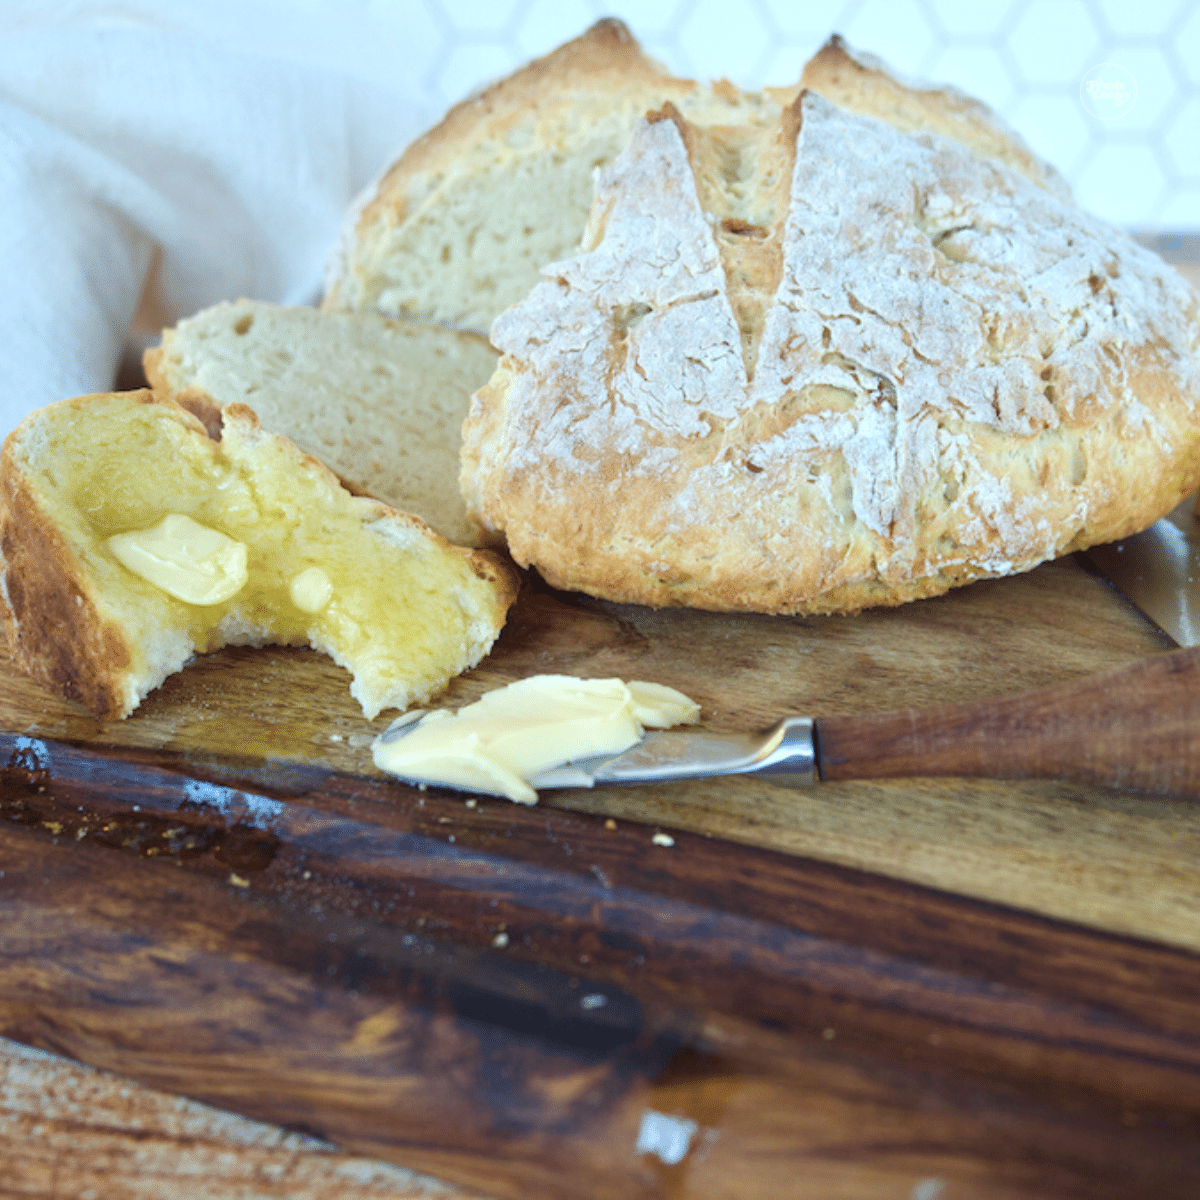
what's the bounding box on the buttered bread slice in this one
[0,391,519,721]
[145,301,498,547]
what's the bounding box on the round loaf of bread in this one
[461,93,1200,615]
[0,391,519,720]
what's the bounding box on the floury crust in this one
[462,93,1200,615]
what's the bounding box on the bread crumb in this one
[228,873,250,888]
[652,832,675,847]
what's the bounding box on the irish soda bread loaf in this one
[0,391,519,720]
[461,93,1200,614]
[144,301,497,546]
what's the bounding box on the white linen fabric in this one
[0,1,435,433]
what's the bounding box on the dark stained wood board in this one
[1,730,1200,1199]
[0,547,1199,1198]
[4,554,1194,953]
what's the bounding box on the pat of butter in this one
[290,566,333,613]
[108,514,248,605]
[372,675,700,805]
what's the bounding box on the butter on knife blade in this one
[372,675,701,804]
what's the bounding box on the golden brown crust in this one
[0,392,202,720]
[0,472,127,716]
[801,35,1071,200]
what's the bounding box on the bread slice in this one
[461,94,1200,615]
[0,391,519,721]
[144,301,497,547]
[321,18,799,334]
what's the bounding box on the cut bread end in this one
[144,301,498,547]
[0,391,520,721]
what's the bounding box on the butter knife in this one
[529,644,1200,800]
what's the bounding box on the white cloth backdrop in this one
[0,1,435,433]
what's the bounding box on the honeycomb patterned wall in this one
[408,0,1200,234]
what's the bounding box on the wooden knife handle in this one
[814,646,1200,798]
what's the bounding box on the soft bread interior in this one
[144,302,498,547]
[324,23,1072,343]
[323,19,797,333]
[0,392,518,720]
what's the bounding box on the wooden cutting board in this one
[1,546,1199,1200]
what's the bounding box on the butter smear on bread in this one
[108,514,249,606]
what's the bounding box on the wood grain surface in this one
[7,557,1193,950]
[4,210,1195,1200]
[0,1037,481,1199]
[1,726,1199,1198]
[1,539,1199,1198]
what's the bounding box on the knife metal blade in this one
[527,718,817,790]
[1082,494,1200,648]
